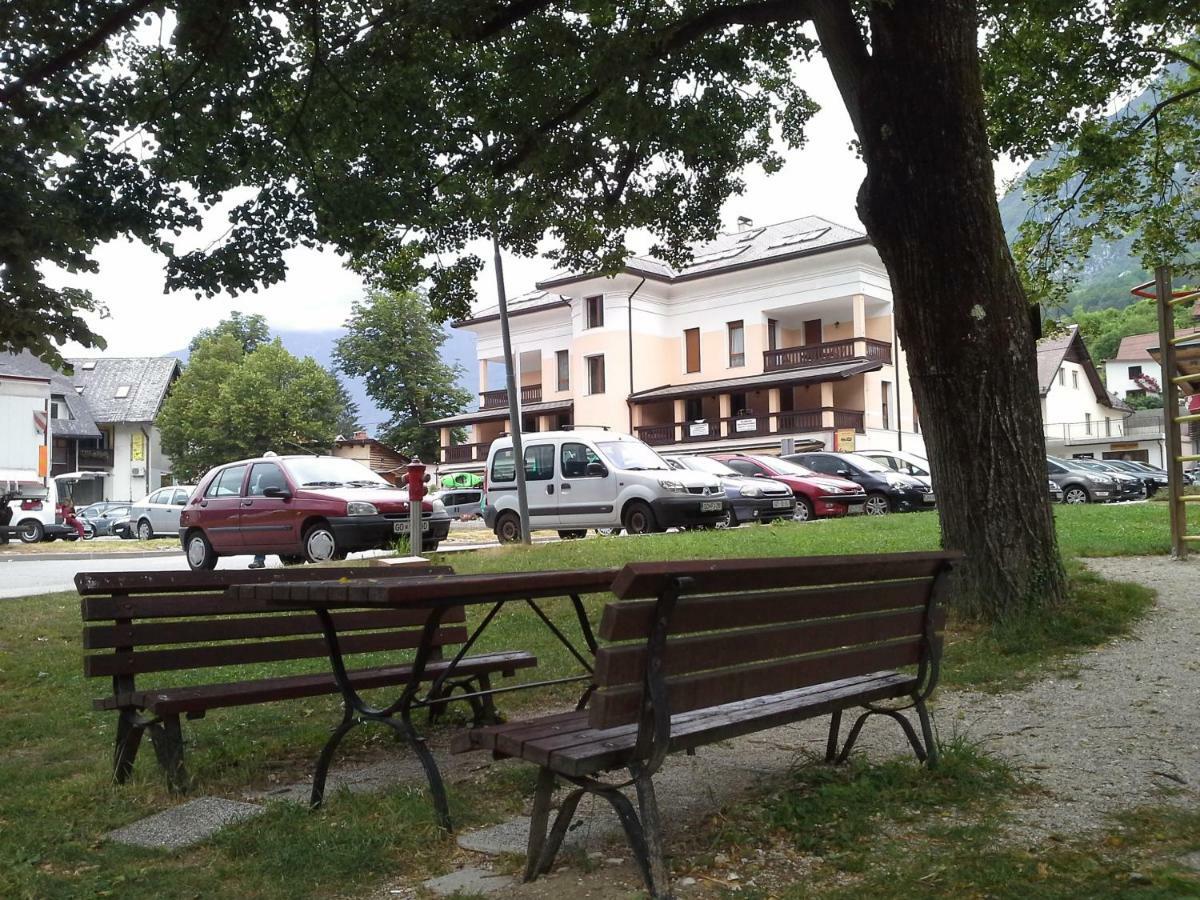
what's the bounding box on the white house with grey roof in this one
[65,357,181,502]
[427,216,926,469]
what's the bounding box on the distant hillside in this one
[170,324,478,435]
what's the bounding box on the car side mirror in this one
[263,486,292,500]
[837,468,852,477]
[586,462,608,477]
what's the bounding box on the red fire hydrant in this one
[405,457,426,553]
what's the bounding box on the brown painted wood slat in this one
[229,568,621,610]
[609,551,962,600]
[598,581,930,641]
[81,591,470,621]
[74,565,451,595]
[588,639,922,729]
[93,651,538,714]
[82,608,444,650]
[594,608,927,686]
[83,626,469,677]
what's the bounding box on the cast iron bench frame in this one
[455,551,960,898]
[79,565,537,796]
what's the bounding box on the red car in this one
[709,453,867,520]
[179,454,451,569]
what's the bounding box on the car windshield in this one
[686,457,738,476]
[837,454,890,474]
[596,440,670,471]
[283,457,394,488]
[762,456,818,476]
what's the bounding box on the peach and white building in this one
[427,217,928,472]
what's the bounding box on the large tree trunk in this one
[816,0,1067,618]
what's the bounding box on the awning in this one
[424,399,573,428]
[628,360,881,403]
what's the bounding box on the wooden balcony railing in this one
[480,385,542,409]
[763,338,892,372]
[635,407,866,446]
[441,441,493,464]
[77,446,115,468]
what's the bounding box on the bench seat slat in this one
[589,638,922,729]
[94,651,538,715]
[81,591,469,621]
[83,626,469,677]
[598,581,931,641]
[83,608,451,649]
[595,608,929,686]
[460,672,916,776]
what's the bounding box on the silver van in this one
[483,429,726,542]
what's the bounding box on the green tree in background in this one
[160,322,344,480]
[334,291,470,461]
[332,376,362,438]
[188,311,271,355]
[1066,298,1195,367]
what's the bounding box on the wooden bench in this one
[79,566,538,795]
[455,551,960,898]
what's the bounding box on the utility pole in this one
[493,234,532,544]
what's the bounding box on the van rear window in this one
[490,446,555,482]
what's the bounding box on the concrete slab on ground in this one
[106,796,264,850]
[422,866,516,896]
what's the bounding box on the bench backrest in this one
[80,565,456,685]
[589,552,960,729]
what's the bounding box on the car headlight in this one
[658,479,687,493]
[346,500,378,516]
[740,484,763,498]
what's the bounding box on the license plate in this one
[771,499,792,508]
[394,520,431,533]
[923,493,935,503]
[700,501,722,512]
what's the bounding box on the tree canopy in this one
[334,290,470,461]
[1065,297,1194,368]
[159,320,348,479]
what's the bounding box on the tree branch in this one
[0,0,157,104]
[1134,84,1200,133]
[808,0,871,137]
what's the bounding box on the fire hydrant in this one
[406,457,426,553]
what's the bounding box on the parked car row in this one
[1046,456,1165,503]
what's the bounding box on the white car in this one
[857,449,934,489]
[128,484,196,540]
[483,429,726,541]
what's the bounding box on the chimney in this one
[353,429,369,441]
[736,215,753,230]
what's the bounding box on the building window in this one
[684,328,701,373]
[1084,412,1092,435]
[1058,369,1065,386]
[731,392,748,415]
[1071,370,1079,389]
[685,397,703,421]
[767,318,779,351]
[728,321,745,367]
[881,381,892,430]
[585,295,604,329]
[1128,365,1142,379]
[115,385,130,399]
[556,350,569,391]
[586,354,605,394]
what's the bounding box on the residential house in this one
[0,354,53,496]
[1034,326,1175,464]
[427,217,923,470]
[65,357,181,503]
[1104,327,1200,400]
[332,430,410,484]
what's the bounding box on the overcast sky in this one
[59,58,1023,357]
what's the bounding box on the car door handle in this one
[560,483,571,491]
[240,499,253,507]
[546,485,554,495]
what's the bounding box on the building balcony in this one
[77,446,115,469]
[441,441,495,464]
[480,384,542,409]
[636,407,865,446]
[764,338,892,373]
[1043,416,1161,444]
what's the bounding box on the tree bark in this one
[816,0,1067,618]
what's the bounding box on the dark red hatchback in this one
[180,455,450,569]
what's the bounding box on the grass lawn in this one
[0,502,1181,898]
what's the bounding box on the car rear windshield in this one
[759,455,817,476]
[284,457,393,487]
[835,454,890,473]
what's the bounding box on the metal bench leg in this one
[147,714,189,793]
[596,787,664,898]
[524,768,556,882]
[311,709,358,808]
[535,787,586,877]
[634,772,671,897]
[384,716,452,832]
[915,697,938,768]
[825,709,843,764]
[113,708,146,783]
[473,673,501,726]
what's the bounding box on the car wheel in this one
[495,511,521,543]
[556,530,587,539]
[864,493,891,516]
[279,555,305,566]
[185,531,218,570]
[717,509,736,529]
[17,520,44,543]
[1064,486,1090,504]
[794,497,815,522]
[304,523,339,563]
[596,527,623,537]
[623,500,657,535]
[137,519,153,541]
